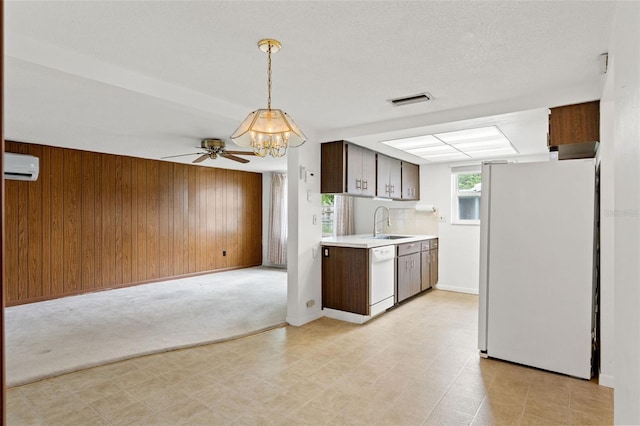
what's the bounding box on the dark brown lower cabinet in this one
[322,246,369,315]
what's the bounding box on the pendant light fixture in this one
[231,39,307,158]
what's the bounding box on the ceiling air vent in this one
[388,92,433,106]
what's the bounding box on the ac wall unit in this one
[4,152,39,181]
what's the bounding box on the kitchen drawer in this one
[420,240,430,251]
[430,239,439,249]
[397,241,421,256]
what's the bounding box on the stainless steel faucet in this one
[373,206,391,237]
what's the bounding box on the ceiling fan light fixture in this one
[231,39,306,158]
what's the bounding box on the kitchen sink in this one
[369,235,410,240]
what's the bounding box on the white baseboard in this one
[286,309,323,327]
[598,374,615,388]
[436,284,479,295]
[322,308,370,324]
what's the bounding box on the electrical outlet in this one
[439,215,447,223]
[306,300,315,308]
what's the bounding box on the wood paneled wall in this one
[4,141,263,306]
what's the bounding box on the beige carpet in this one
[5,266,287,387]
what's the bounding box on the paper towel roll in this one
[415,204,436,212]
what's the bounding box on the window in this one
[322,194,355,237]
[321,194,335,237]
[452,170,481,224]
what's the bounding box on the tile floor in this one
[7,290,613,425]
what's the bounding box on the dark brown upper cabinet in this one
[321,140,376,197]
[548,100,600,159]
[322,140,420,200]
[376,154,402,199]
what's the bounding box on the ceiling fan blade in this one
[192,154,210,163]
[161,152,203,159]
[224,150,257,156]
[221,153,250,164]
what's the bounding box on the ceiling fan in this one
[161,139,257,164]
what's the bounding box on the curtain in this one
[268,173,288,266]
[334,195,355,236]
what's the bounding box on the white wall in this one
[286,140,324,326]
[422,163,480,294]
[598,59,615,389]
[607,2,640,423]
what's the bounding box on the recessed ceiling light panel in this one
[381,125,518,163]
[435,126,501,143]
[382,135,441,150]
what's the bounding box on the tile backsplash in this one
[381,208,439,235]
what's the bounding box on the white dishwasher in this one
[369,245,396,316]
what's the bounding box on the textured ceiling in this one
[4,1,616,171]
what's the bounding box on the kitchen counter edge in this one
[320,234,437,249]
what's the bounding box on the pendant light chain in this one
[267,43,272,111]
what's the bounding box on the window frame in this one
[451,169,482,226]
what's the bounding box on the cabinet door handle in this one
[363,180,368,190]
[411,259,415,268]
[356,179,361,189]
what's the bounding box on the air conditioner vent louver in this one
[388,92,433,106]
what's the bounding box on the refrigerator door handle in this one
[478,163,492,353]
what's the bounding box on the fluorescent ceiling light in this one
[381,135,441,150]
[381,125,518,163]
[435,126,502,143]
[407,145,456,156]
[453,138,511,151]
[420,152,470,161]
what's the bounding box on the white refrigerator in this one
[478,159,596,379]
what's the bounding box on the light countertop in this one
[320,234,437,249]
